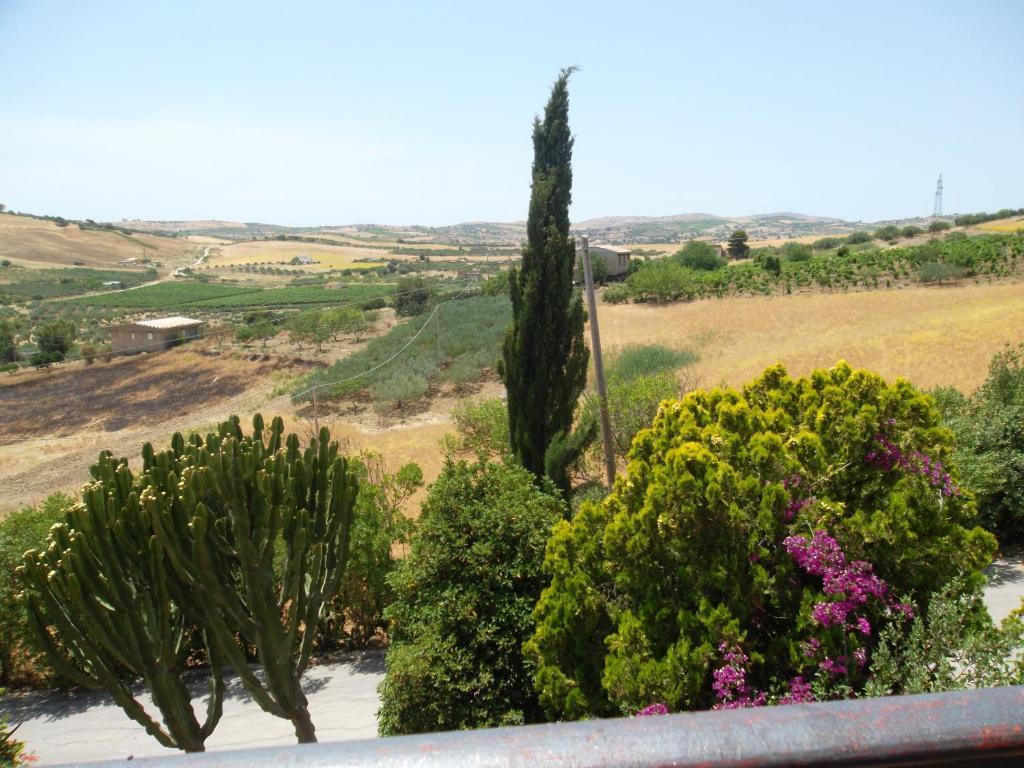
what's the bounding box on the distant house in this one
[291,254,316,265]
[579,243,632,278]
[109,316,206,355]
[119,257,139,266]
[101,280,123,289]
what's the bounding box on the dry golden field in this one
[977,217,1024,234]
[204,239,391,270]
[596,281,1024,393]
[0,212,197,268]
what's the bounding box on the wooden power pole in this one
[579,236,616,488]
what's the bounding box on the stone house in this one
[109,316,206,355]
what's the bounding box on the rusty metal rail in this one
[64,686,1024,768]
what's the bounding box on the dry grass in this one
[977,217,1024,234]
[183,234,233,245]
[206,239,392,271]
[595,281,1024,393]
[0,213,196,268]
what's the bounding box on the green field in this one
[0,266,156,303]
[70,281,394,310]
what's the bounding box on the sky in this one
[0,0,1021,227]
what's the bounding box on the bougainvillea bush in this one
[526,362,996,719]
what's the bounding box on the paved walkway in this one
[1,652,383,765]
[983,552,1024,622]
[3,558,1022,767]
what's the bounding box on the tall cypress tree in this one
[500,69,589,491]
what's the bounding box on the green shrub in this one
[481,271,510,296]
[377,460,564,734]
[605,343,697,383]
[626,259,699,302]
[846,231,873,245]
[901,225,923,239]
[582,372,679,462]
[873,225,901,241]
[527,362,996,719]
[673,241,725,271]
[449,398,511,459]
[928,221,952,234]
[755,250,782,276]
[933,344,1024,543]
[864,577,1023,695]
[918,261,964,284]
[0,493,74,687]
[601,285,630,304]
[394,276,432,316]
[781,242,812,262]
[317,453,420,649]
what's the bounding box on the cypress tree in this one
[500,68,589,491]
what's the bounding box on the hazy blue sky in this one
[1,1,1021,226]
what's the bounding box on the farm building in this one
[109,316,206,355]
[576,243,632,278]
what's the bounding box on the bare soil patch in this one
[0,350,312,445]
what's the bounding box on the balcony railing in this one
[71,686,1024,768]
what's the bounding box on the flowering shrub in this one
[526,362,996,719]
[1,693,35,765]
[635,703,668,716]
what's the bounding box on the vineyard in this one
[613,233,1024,304]
[0,265,156,303]
[70,281,395,309]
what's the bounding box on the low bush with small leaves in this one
[0,493,75,687]
[377,460,564,735]
[933,343,1024,544]
[864,576,1023,696]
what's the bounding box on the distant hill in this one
[110,211,866,247]
[0,212,197,270]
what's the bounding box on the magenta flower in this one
[636,703,669,717]
[712,644,766,710]
[779,676,815,705]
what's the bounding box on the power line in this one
[292,278,479,401]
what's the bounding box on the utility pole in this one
[579,236,616,488]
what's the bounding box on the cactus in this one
[18,453,224,753]
[142,414,358,743]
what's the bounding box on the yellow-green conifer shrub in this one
[526,362,996,719]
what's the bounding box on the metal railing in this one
[66,686,1024,768]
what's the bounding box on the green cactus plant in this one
[142,414,358,743]
[18,453,224,753]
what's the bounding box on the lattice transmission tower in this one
[933,173,943,218]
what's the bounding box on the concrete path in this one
[3,558,1023,767]
[1,652,383,766]
[983,552,1024,623]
